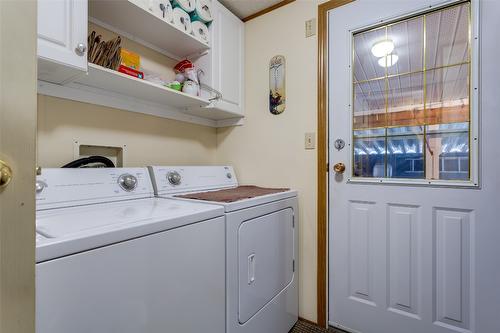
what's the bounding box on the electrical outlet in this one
[305,133,316,149]
[305,19,316,38]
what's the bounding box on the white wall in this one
[38,95,217,167]
[216,0,319,322]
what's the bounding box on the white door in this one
[0,0,37,331]
[328,1,500,333]
[37,0,87,82]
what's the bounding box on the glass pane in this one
[387,72,424,127]
[354,128,386,138]
[353,27,387,82]
[460,157,469,172]
[387,16,424,76]
[425,123,469,180]
[351,2,472,182]
[425,3,470,69]
[353,137,386,177]
[425,64,469,125]
[387,126,424,136]
[353,79,386,130]
[430,122,469,132]
[387,134,424,179]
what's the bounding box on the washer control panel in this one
[148,166,238,195]
[36,168,154,210]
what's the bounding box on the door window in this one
[351,2,474,183]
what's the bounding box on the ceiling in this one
[218,0,284,19]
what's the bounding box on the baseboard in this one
[298,317,320,327]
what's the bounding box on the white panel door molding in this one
[328,1,500,333]
[434,208,472,331]
[388,204,420,319]
[348,201,376,306]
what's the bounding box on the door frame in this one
[316,0,354,328]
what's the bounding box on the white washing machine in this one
[35,167,226,333]
[149,166,299,333]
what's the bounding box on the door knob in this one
[0,160,13,189]
[333,162,346,174]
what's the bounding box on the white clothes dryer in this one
[149,166,299,333]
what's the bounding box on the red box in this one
[118,65,144,79]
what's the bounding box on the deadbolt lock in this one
[333,162,346,174]
[0,160,13,189]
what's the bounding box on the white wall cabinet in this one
[38,0,88,83]
[37,0,244,127]
[197,0,244,119]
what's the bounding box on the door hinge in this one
[293,259,295,272]
[292,217,295,228]
[326,162,329,172]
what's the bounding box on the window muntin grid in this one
[351,1,471,181]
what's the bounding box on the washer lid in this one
[36,198,224,262]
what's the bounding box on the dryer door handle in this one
[248,253,256,285]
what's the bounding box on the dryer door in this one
[238,208,294,324]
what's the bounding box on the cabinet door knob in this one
[75,43,87,56]
[0,159,13,189]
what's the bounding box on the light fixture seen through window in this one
[371,40,394,57]
[378,54,399,67]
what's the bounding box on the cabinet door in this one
[38,0,87,82]
[211,1,244,115]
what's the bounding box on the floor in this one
[290,320,345,333]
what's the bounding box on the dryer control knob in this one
[118,174,138,192]
[167,171,182,186]
[226,173,232,179]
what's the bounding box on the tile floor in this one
[290,320,345,333]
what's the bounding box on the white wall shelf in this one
[80,64,209,108]
[38,63,244,128]
[88,0,210,59]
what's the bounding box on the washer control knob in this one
[35,180,46,194]
[226,172,232,179]
[167,171,182,186]
[118,174,138,192]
